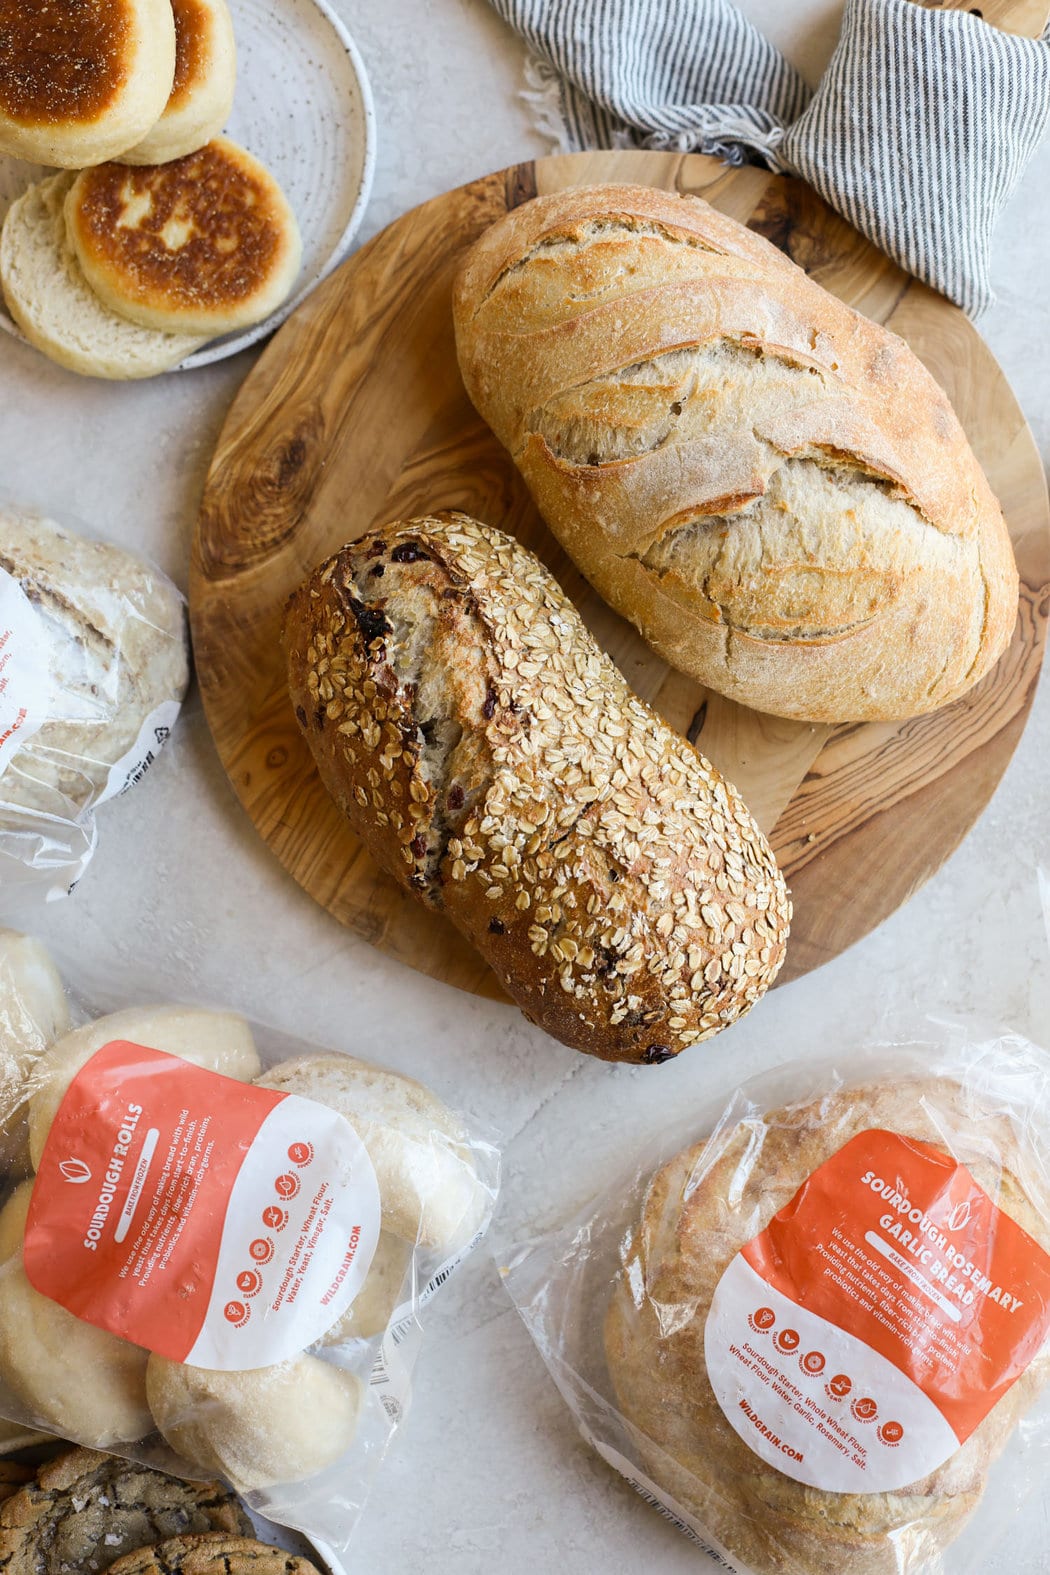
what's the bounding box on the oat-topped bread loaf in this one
[284,514,789,1063]
[0,1446,250,1574]
[123,0,237,165]
[65,139,301,337]
[605,1080,1050,1574]
[0,0,176,167]
[453,184,1019,724]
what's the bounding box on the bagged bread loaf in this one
[453,184,1019,724]
[502,1034,1050,1575]
[0,505,189,894]
[0,930,499,1554]
[284,513,790,1064]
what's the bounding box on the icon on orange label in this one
[224,1300,249,1327]
[879,1421,904,1446]
[750,1307,776,1332]
[261,1205,288,1231]
[801,1350,825,1376]
[774,1328,800,1353]
[236,1269,262,1297]
[827,1374,852,1399]
[249,1237,275,1264]
[852,1397,878,1422]
[275,1172,300,1199]
[288,1141,314,1166]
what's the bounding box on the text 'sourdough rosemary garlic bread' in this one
[605,1080,1050,1574]
[453,184,1019,724]
[284,513,790,1062]
[0,0,176,167]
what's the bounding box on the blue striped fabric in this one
[489,0,1050,315]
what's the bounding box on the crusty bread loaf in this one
[122,0,236,165]
[0,930,69,1177]
[453,184,1019,724]
[284,513,790,1063]
[0,0,175,167]
[146,1353,363,1492]
[0,175,206,379]
[66,139,302,336]
[604,1080,1050,1574]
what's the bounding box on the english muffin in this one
[0,174,206,379]
[0,0,175,167]
[65,139,302,336]
[123,0,237,165]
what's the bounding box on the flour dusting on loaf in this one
[453,184,1019,724]
[284,513,790,1063]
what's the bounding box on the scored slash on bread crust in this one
[452,184,1020,724]
[283,513,790,1063]
[105,1534,322,1575]
[0,0,176,167]
[0,1447,251,1575]
[65,138,302,336]
[604,1081,1050,1575]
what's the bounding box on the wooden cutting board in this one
[189,150,1050,1000]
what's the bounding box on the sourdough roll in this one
[65,138,302,336]
[284,514,790,1063]
[453,184,1019,724]
[0,0,175,167]
[123,0,237,165]
[0,174,206,379]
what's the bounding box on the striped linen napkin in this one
[491,0,1050,315]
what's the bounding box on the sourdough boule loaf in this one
[453,184,1019,724]
[284,513,790,1063]
[604,1080,1050,1574]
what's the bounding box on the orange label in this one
[705,1128,1050,1493]
[26,1042,381,1369]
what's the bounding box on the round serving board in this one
[189,150,1050,999]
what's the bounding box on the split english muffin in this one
[123,0,237,165]
[66,137,303,337]
[0,0,176,167]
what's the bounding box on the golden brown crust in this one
[170,0,213,108]
[453,184,1019,724]
[0,0,132,125]
[284,513,790,1063]
[604,1080,1050,1573]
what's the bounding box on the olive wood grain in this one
[189,151,1050,999]
[915,0,1049,34]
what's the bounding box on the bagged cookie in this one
[502,1033,1050,1575]
[0,502,189,897]
[0,931,499,1555]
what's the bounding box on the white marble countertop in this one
[2,1,1049,1570]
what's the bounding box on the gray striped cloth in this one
[491,0,1050,316]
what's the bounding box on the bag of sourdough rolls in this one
[0,929,499,1557]
[502,1033,1050,1574]
[0,501,189,898]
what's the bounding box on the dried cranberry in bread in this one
[283,513,789,1063]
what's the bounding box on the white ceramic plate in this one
[0,0,376,371]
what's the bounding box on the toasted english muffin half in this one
[65,137,302,336]
[122,0,236,165]
[0,173,206,380]
[0,0,175,167]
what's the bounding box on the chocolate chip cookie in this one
[0,1447,251,1573]
[106,1535,322,1574]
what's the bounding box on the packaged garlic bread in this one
[0,502,189,897]
[0,931,499,1556]
[502,1033,1050,1574]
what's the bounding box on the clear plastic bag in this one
[502,1032,1050,1575]
[0,501,189,898]
[0,927,500,1558]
